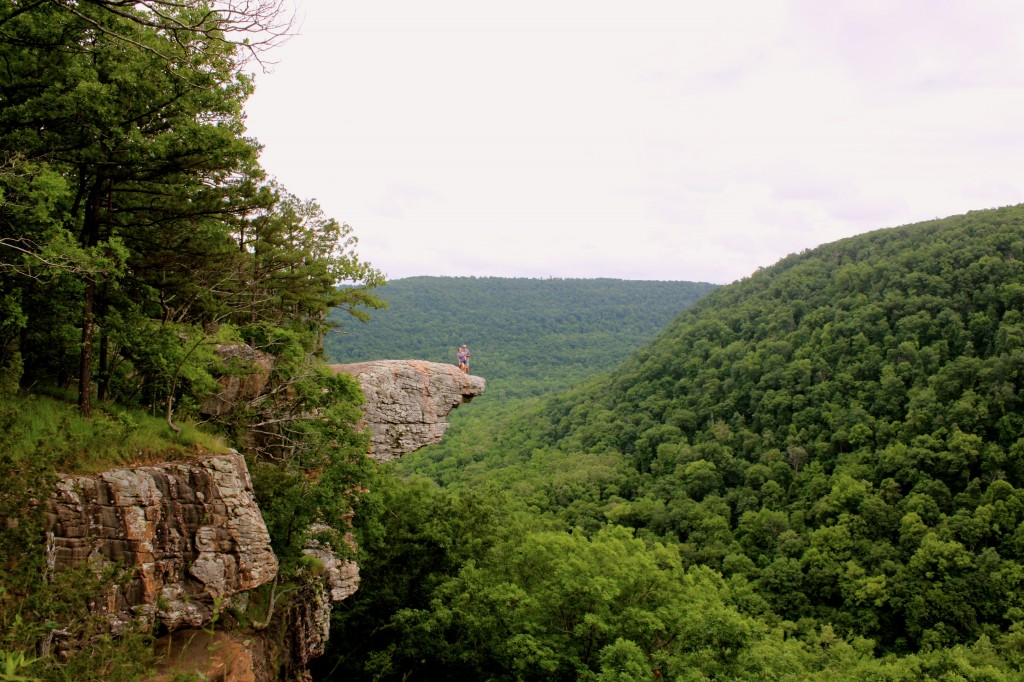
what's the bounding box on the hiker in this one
[457,344,470,373]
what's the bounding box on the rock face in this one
[44,452,278,631]
[150,630,262,682]
[330,360,486,461]
[44,357,482,680]
[201,344,274,417]
[304,526,361,603]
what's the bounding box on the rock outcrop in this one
[330,360,485,461]
[304,526,360,603]
[44,452,278,631]
[201,344,274,417]
[43,357,483,680]
[150,630,263,682]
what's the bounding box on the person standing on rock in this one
[457,344,470,373]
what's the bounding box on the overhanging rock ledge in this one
[330,359,486,462]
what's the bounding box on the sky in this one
[243,0,1024,284]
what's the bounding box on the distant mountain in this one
[465,205,1024,652]
[326,276,716,399]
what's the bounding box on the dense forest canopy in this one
[327,276,716,399]
[325,206,1024,680]
[326,276,715,490]
[522,207,1024,648]
[0,0,383,416]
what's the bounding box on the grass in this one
[1,392,232,473]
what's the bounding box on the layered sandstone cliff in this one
[330,359,486,461]
[42,358,484,680]
[45,452,277,631]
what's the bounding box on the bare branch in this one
[48,0,299,73]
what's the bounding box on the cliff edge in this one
[330,360,486,461]
[45,452,277,632]
[40,357,484,680]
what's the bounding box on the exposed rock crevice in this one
[200,344,274,418]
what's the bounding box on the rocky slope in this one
[41,359,483,680]
[45,451,277,632]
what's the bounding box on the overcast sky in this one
[243,0,1024,284]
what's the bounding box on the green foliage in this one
[0,394,230,473]
[314,472,516,680]
[242,353,374,570]
[326,276,715,400]
[349,276,715,487]
[389,526,763,680]
[327,467,1024,681]
[0,419,157,682]
[330,206,1024,679]
[448,206,1024,654]
[0,351,21,398]
[0,1,383,677]
[0,407,57,603]
[4,1,1023,679]
[0,0,383,417]
[0,648,40,682]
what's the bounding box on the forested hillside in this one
[0,3,383,679]
[522,206,1024,649]
[326,206,1024,680]
[326,276,716,399]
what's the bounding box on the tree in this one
[236,184,384,348]
[0,0,383,418]
[0,0,276,413]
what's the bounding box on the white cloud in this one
[244,0,1024,283]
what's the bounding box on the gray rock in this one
[303,525,360,603]
[330,360,485,461]
[201,344,274,417]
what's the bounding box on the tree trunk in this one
[78,276,94,417]
[97,330,109,402]
[315,309,325,355]
[78,171,104,417]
